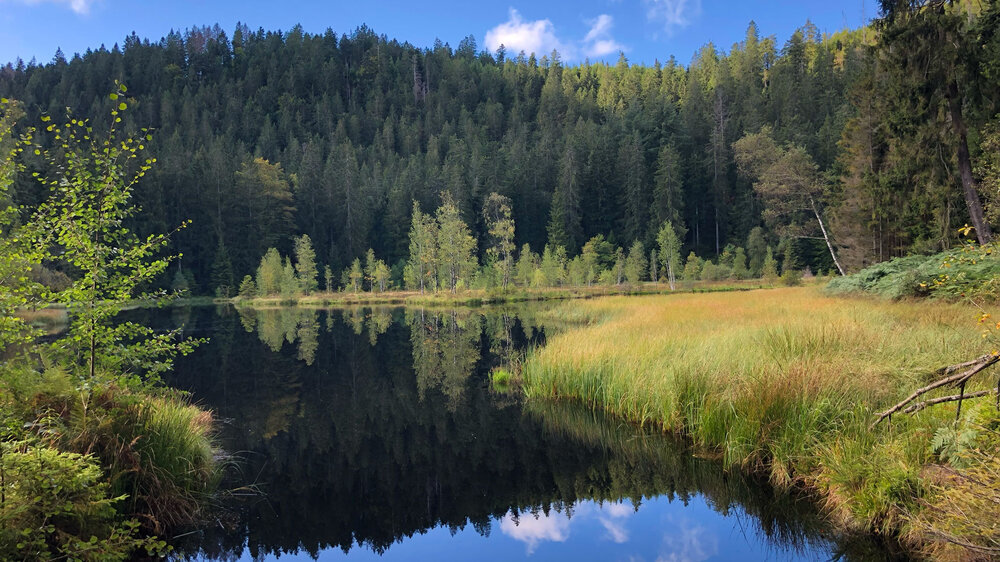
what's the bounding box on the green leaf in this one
[119,102,127,111]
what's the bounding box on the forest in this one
[2,1,998,296]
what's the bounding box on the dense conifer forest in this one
[2,1,999,295]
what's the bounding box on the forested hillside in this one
[2,0,999,295]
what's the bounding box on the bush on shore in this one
[0,367,217,557]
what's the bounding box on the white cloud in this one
[485,9,569,59]
[5,0,95,14]
[597,500,633,543]
[583,14,625,58]
[486,9,627,61]
[500,511,571,555]
[0,0,95,15]
[645,0,701,34]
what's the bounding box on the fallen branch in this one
[871,354,999,428]
[902,389,995,415]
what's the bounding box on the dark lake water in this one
[147,304,902,561]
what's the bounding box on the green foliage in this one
[747,227,767,277]
[624,240,646,285]
[657,221,683,289]
[435,192,477,293]
[0,98,46,349]
[731,247,749,280]
[762,247,779,283]
[0,443,163,560]
[256,247,283,295]
[825,244,1000,300]
[33,84,199,381]
[210,240,234,298]
[682,252,702,282]
[348,258,363,293]
[293,234,318,294]
[482,193,515,291]
[324,265,334,293]
[238,275,257,298]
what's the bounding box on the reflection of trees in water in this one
[161,306,893,561]
[407,308,481,411]
[237,308,321,365]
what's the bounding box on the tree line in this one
[242,190,800,299]
[2,1,999,295]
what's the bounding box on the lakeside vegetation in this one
[520,287,997,556]
[0,94,218,558]
[1,0,1000,559]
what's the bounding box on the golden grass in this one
[522,287,989,541]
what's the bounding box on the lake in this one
[148,304,903,561]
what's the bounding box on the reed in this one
[521,287,986,537]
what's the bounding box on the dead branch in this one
[902,389,995,415]
[871,354,999,428]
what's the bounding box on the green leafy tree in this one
[324,265,334,293]
[279,257,298,298]
[682,252,703,282]
[35,84,199,381]
[364,248,377,292]
[515,244,538,287]
[731,247,749,280]
[407,201,438,293]
[435,192,477,293]
[293,234,318,294]
[540,245,566,287]
[762,247,779,283]
[625,240,647,286]
[482,193,516,291]
[0,98,45,349]
[348,258,363,293]
[733,128,845,275]
[657,221,684,290]
[256,248,283,295]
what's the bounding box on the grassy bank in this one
[520,287,993,556]
[0,367,219,559]
[233,278,814,309]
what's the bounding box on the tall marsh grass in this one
[522,287,986,537]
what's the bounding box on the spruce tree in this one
[293,234,318,294]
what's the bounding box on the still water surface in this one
[149,305,900,561]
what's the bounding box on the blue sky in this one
[0,0,871,66]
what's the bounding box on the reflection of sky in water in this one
[199,494,832,561]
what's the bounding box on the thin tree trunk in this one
[809,195,846,276]
[947,81,993,244]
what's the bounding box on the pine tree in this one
[293,234,318,294]
[238,275,257,298]
[210,239,234,297]
[746,227,767,277]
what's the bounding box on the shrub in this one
[0,443,165,560]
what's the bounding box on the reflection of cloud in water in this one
[656,519,719,562]
[500,511,570,555]
[598,501,633,544]
[501,500,638,554]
